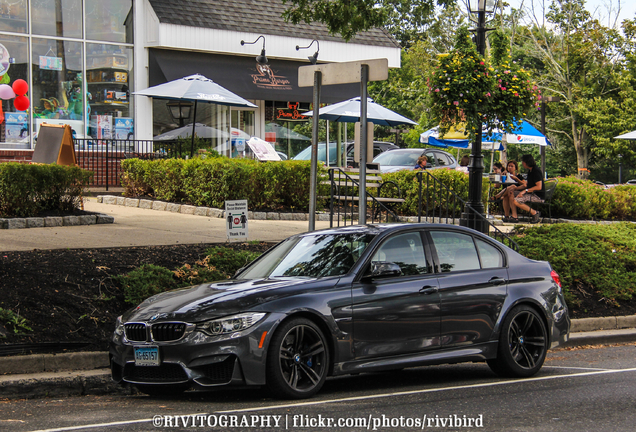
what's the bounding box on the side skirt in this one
[332,342,498,376]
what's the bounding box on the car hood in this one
[122,277,325,323]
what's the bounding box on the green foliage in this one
[115,247,263,304]
[121,158,322,211]
[115,264,177,305]
[203,247,262,275]
[514,223,636,307]
[0,163,92,217]
[281,0,451,43]
[0,307,33,335]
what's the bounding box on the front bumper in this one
[109,313,283,389]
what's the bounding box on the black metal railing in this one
[325,168,401,227]
[73,139,182,190]
[416,170,519,251]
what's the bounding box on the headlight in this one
[114,316,124,336]
[198,312,267,336]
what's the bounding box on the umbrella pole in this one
[190,100,198,158]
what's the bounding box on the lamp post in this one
[460,0,496,233]
[540,96,559,177]
[618,154,623,184]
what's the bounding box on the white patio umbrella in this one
[305,97,417,126]
[154,123,230,141]
[615,130,636,140]
[133,74,256,156]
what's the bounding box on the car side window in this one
[429,231,481,272]
[371,232,429,276]
[436,153,451,166]
[475,238,504,268]
[373,147,383,158]
[424,152,437,167]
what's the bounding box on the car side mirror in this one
[369,261,402,278]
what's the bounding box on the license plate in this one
[134,346,160,366]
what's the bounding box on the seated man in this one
[503,154,544,223]
[414,155,428,170]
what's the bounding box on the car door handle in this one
[419,286,438,295]
[489,277,506,286]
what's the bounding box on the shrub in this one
[513,223,636,307]
[121,157,320,211]
[0,163,92,217]
[115,247,263,304]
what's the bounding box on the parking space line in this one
[545,365,611,371]
[217,367,636,414]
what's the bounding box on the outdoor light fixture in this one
[296,40,320,65]
[166,101,193,127]
[468,0,496,14]
[241,35,268,64]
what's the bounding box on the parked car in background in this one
[372,148,457,173]
[110,224,570,399]
[292,141,398,166]
[627,179,636,185]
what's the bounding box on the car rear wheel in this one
[266,317,329,399]
[487,305,548,378]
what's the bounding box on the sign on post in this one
[225,200,248,240]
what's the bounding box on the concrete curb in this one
[1,315,635,400]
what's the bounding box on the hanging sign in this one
[39,56,63,71]
[225,200,248,240]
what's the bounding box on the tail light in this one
[551,270,561,290]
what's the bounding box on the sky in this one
[505,0,636,28]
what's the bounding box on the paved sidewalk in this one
[0,197,333,251]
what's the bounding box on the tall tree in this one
[282,0,454,43]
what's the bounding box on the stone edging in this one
[97,195,334,222]
[0,212,114,230]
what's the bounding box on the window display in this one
[0,34,28,147]
[31,38,85,137]
[86,44,132,139]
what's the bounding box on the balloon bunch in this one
[0,79,29,111]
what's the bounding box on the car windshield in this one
[236,233,376,279]
[292,143,343,165]
[373,150,423,166]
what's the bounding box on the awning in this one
[149,49,360,103]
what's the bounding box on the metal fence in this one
[415,170,519,251]
[74,139,182,190]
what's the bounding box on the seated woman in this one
[494,160,527,221]
[492,162,504,173]
[414,155,428,170]
[455,155,469,173]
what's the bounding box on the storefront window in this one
[0,34,28,148]
[86,43,132,139]
[31,38,84,137]
[85,0,132,43]
[265,101,311,159]
[31,0,82,38]
[0,0,27,33]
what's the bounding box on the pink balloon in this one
[0,84,14,100]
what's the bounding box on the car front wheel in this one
[488,305,548,378]
[266,317,329,399]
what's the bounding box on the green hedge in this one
[121,158,326,211]
[0,163,92,217]
[514,223,636,308]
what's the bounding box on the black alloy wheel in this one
[487,305,548,378]
[266,317,329,399]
